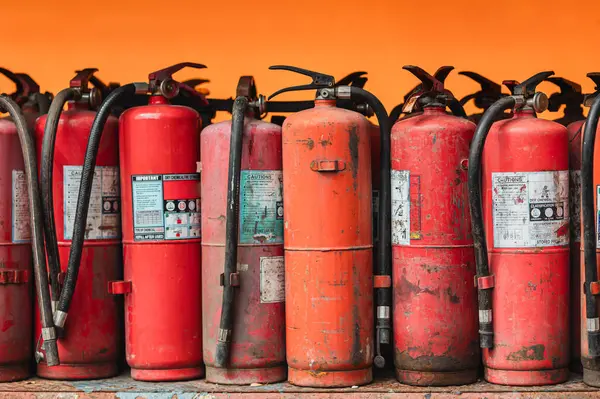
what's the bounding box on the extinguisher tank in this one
[116,63,205,381]
[473,71,570,386]
[391,66,479,386]
[34,69,121,380]
[201,77,286,384]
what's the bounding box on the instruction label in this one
[64,166,120,240]
[260,256,285,303]
[372,190,379,242]
[12,170,31,243]
[391,170,410,246]
[492,171,569,248]
[132,173,200,241]
[571,170,581,243]
[239,170,283,244]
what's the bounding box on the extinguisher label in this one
[64,166,121,240]
[239,170,284,244]
[131,173,201,241]
[391,170,411,246]
[260,256,285,303]
[492,171,569,248]
[11,170,31,243]
[570,170,581,243]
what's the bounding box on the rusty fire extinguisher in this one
[391,66,479,386]
[268,65,391,387]
[0,87,58,382]
[458,71,508,124]
[469,71,570,386]
[35,68,121,380]
[72,62,204,382]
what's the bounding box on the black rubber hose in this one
[448,98,468,118]
[349,86,391,368]
[0,95,59,365]
[468,95,516,349]
[41,88,76,305]
[582,93,600,357]
[215,96,248,368]
[54,84,137,329]
[389,104,404,123]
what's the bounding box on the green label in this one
[239,170,283,244]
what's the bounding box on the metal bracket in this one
[476,275,495,289]
[373,275,392,288]
[219,272,240,287]
[108,280,132,295]
[310,160,346,172]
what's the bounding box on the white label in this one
[64,166,120,240]
[260,256,285,303]
[391,170,410,246]
[571,170,581,243]
[12,170,31,243]
[492,171,569,248]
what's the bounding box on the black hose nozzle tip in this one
[214,341,230,368]
[589,331,600,358]
[374,355,385,369]
[43,340,60,366]
[479,333,493,349]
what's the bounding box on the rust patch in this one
[320,138,332,147]
[398,274,439,299]
[445,287,460,304]
[297,138,314,150]
[507,344,545,362]
[348,123,359,191]
[351,264,363,366]
[395,348,468,371]
[421,264,441,273]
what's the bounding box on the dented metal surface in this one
[283,99,374,387]
[391,106,479,386]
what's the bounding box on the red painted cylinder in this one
[481,109,570,386]
[34,102,121,380]
[391,106,479,386]
[117,95,203,382]
[0,118,32,382]
[201,114,286,384]
[284,99,373,388]
[566,119,583,373]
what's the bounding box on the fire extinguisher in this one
[545,75,594,374]
[458,71,508,124]
[268,65,391,387]
[34,68,121,380]
[72,62,204,382]
[0,68,52,128]
[0,90,58,382]
[391,66,478,386]
[469,71,570,386]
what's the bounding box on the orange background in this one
[1,0,599,120]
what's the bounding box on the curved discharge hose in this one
[582,94,600,357]
[215,96,248,368]
[467,96,516,349]
[53,84,138,330]
[348,86,391,368]
[0,95,59,365]
[41,88,76,305]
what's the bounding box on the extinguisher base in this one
[37,361,118,381]
[484,367,569,386]
[205,365,286,385]
[395,368,478,387]
[0,363,30,382]
[288,366,372,388]
[131,366,204,382]
[583,368,600,387]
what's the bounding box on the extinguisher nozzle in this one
[214,341,230,368]
[44,340,60,366]
[589,331,600,358]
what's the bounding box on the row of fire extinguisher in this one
[0,62,599,389]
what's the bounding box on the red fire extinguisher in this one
[458,71,508,124]
[391,66,479,386]
[545,75,592,374]
[73,62,204,382]
[0,93,58,380]
[268,65,391,387]
[469,71,570,386]
[35,68,121,380]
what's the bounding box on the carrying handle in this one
[583,73,600,107]
[458,71,504,108]
[148,62,207,99]
[514,71,554,97]
[336,71,368,88]
[0,67,23,96]
[268,65,335,100]
[546,77,583,112]
[15,73,40,98]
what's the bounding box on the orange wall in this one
[2,0,600,119]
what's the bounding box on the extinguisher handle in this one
[14,73,40,98]
[0,67,24,98]
[336,71,368,88]
[458,71,505,109]
[402,65,448,92]
[502,80,520,95]
[182,78,210,88]
[70,68,99,90]
[546,77,584,112]
[513,71,554,97]
[588,73,600,90]
[268,65,335,100]
[459,71,502,94]
[148,62,207,85]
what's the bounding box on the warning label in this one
[132,173,200,241]
[571,171,581,243]
[391,170,410,246]
[64,166,120,240]
[239,170,283,244]
[492,171,569,248]
[12,170,31,243]
[260,256,285,303]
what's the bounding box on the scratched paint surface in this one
[481,110,570,385]
[282,100,373,387]
[391,106,479,386]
